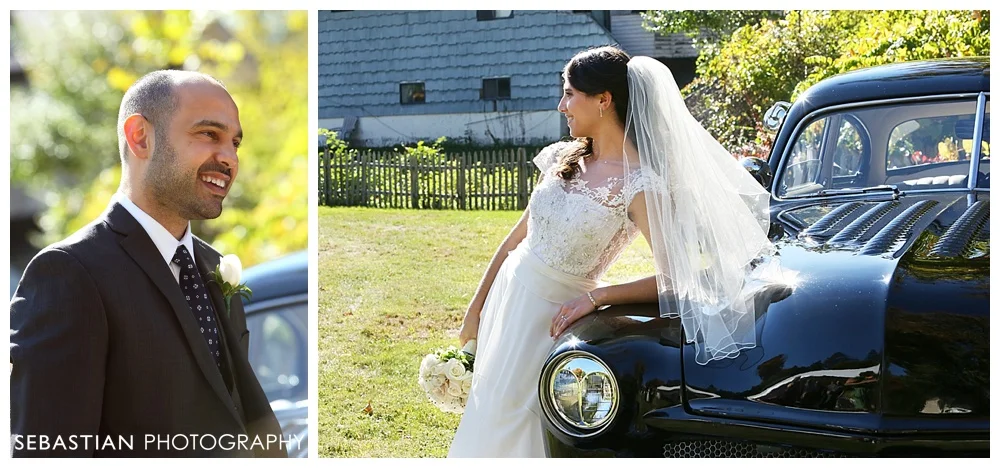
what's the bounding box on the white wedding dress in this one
[448,141,656,458]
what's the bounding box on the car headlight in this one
[543,351,618,435]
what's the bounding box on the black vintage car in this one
[538,58,989,457]
[241,251,309,458]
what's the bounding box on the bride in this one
[448,46,774,457]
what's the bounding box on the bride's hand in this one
[550,294,597,339]
[459,311,480,347]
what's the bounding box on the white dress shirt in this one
[113,192,195,284]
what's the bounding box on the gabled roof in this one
[318,10,618,119]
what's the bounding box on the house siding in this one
[320,110,562,147]
[611,11,698,59]
[318,10,618,125]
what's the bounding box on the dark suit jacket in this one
[10,201,287,457]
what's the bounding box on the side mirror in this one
[741,156,773,190]
[763,102,791,132]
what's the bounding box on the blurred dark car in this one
[539,58,989,457]
[241,250,308,458]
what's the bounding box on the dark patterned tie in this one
[172,245,221,368]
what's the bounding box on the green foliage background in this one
[10,11,308,266]
[642,10,990,158]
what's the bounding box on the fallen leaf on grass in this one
[363,401,373,416]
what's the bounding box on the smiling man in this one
[10,70,285,457]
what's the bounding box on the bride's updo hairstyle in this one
[556,45,631,180]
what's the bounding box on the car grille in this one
[663,439,849,458]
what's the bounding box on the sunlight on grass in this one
[317,207,654,457]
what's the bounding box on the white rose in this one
[429,375,446,389]
[419,354,438,376]
[445,359,466,380]
[451,368,472,382]
[447,380,463,397]
[461,378,472,394]
[431,362,449,377]
[219,254,243,286]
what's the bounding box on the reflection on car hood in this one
[678,192,989,431]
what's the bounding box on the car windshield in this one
[778,97,990,198]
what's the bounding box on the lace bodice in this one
[524,141,659,280]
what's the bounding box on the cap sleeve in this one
[532,141,572,174]
[625,167,670,207]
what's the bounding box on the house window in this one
[481,77,511,100]
[477,11,513,21]
[400,82,425,104]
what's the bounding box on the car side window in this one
[887,116,974,169]
[779,116,864,197]
[247,301,307,402]
[780,118,826,196]
[883,100,976,190]
[832,120,863,177]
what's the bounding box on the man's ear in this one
[123,114,153,161]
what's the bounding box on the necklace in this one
[584,155,621,165]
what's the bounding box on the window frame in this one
[476,10,513,21]
[400,81,426,105]
[772,92,989,202]
[481,77,511,101]
[970,93,989,192]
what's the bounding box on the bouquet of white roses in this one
[418,340,476,414]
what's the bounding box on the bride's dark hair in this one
[555,45,631,180]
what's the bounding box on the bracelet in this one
[586,291,599,308]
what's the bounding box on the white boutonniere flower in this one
[208,254,253,317]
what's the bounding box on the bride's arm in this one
[549,191,659,337]
[592,191,660,306]
[459,207,531,346]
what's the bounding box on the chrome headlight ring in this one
[540,350,619,438]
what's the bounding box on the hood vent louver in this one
[828,201,901,246]
[860,200,939,256]
[800,202,865,238]
[930,200,990,258]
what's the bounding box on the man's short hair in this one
[116,70,224,164]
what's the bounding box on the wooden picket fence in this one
[319,147,545,210]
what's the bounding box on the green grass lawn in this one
[317,206,653,457]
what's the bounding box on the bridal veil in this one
[622,56,778,364]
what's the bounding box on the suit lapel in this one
[194,242,284,450]
[106,203,240,425]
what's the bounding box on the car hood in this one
[679,191,989,432]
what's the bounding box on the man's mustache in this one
[198,163,232,177]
